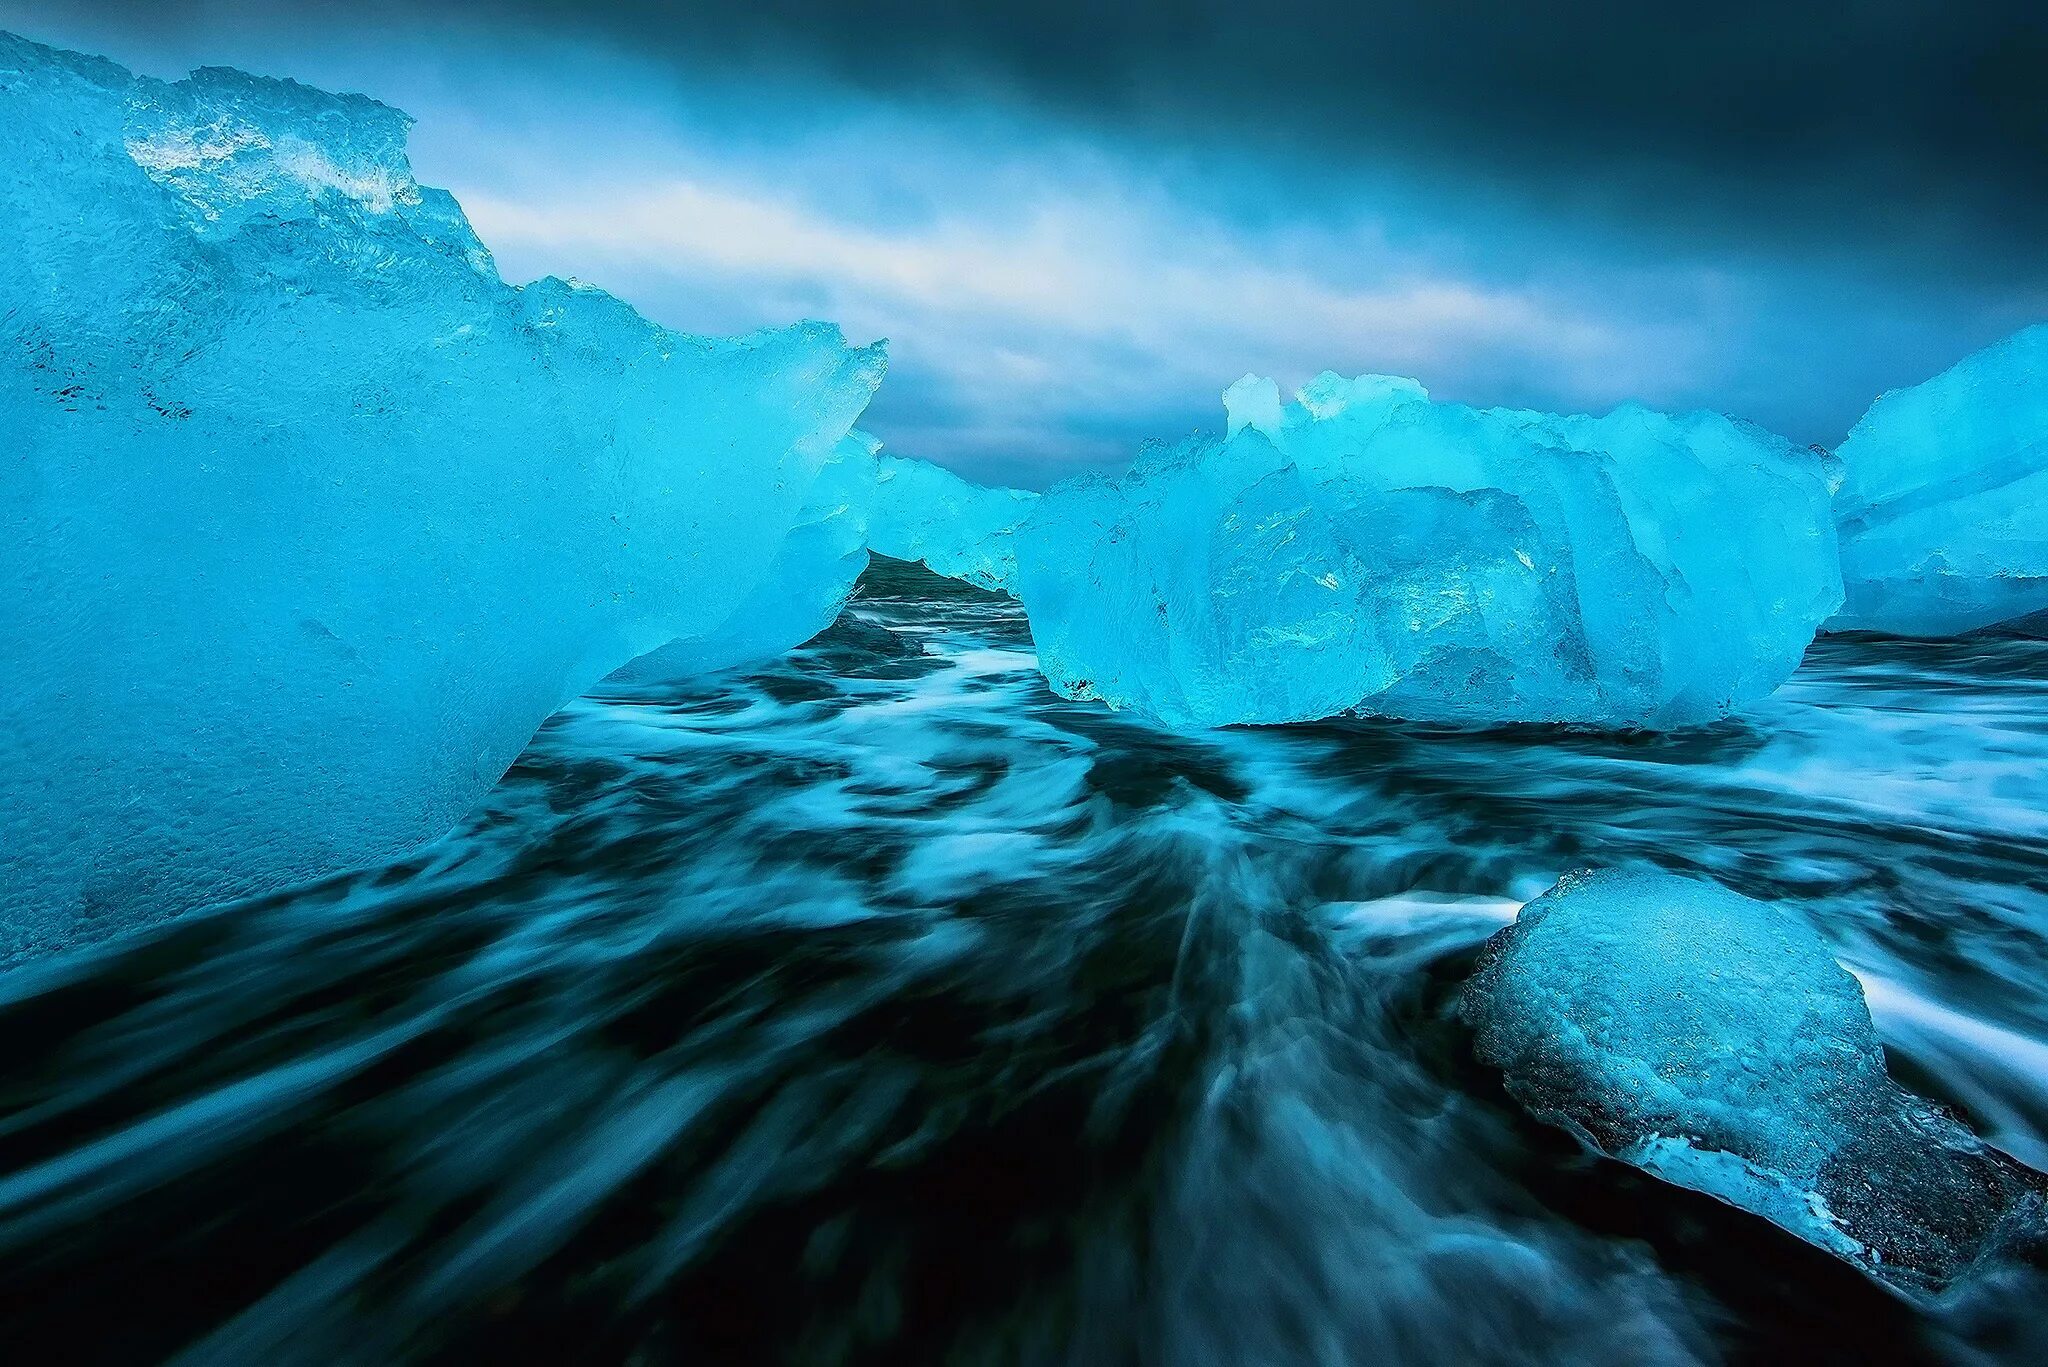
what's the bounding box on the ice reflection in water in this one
[1,560,2045,1364]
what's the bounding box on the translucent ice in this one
[867,455,1038,595]
[0,35,882,957]
[1015,374,1842,728]
[1830,325,2048,636]
[1464,869,2045,1293]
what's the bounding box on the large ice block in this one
[1830,326,2048,636]
[1015,374,1842,728]
[867,455,1037,595]
[0,34,883,958]
[1464,869,2044,1294]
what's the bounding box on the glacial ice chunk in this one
[1830,325,2048,636]
[1015,375,1842,728]
[0,34,882,959]
[868,454,1037,595]
[1463,869,2045,1294]
[1222,373,1283,439]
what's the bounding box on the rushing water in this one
[4,559,2046,1364]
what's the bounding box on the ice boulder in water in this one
[0,34,883,958]
[1015,375,1842,728]
[1830,325,2048,636]
[1463,869,2045,1294]
[868,454,1038,595]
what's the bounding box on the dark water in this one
[4,559,2047,1364]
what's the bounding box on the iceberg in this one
[0,34,882,958]
[867,454,1037,595]
[1015,374,1842,728]
[1830,325,2048,636]
[1463,869,2045,1294]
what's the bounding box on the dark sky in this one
[489,1,2048,263]
[9,1,2047,482]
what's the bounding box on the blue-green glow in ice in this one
[1464,869,2044,1294]
[1016,374,1842,728]
[0,33,882,952]
[1831,325,2048,636]
[868,454,1037,595]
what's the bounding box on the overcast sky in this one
[9,1,2044,485]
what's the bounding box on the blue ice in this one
[868,455,1038,595]
[0,35,882,955]
[1016,374,1843,728]
[1464,869,2045,1293]
[1830,325,2048,636]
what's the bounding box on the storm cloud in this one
[8,0,2045,478]
[87,0,2047,267]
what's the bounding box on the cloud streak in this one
[461,168,1680,481]
[5,1,2041,483]
[465,175,1621,359]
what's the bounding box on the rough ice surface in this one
[1830,325,2048,636]
[0,34,883,959]
[1016,374,1842,728]
[867,454,1038,595]
[1464,869,2045,1294]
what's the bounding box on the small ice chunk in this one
[1463,869,2045,1294]
[1830,325,2048,636]
[1222,373,1283,439]
[867,455,1037,595]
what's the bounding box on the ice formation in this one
[0,34,882,956]
[867,455,1038,594]
[1015,374,1842,728]
[1830,325,2048,636]
[1464,869,2045,1294]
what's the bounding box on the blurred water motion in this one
[3,559,2045,1364]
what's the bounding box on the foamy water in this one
[2,560,2044,1363]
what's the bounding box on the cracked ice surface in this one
[1016,374,1842,728]
[1830,325,2048,637]
[0,34,882,956]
